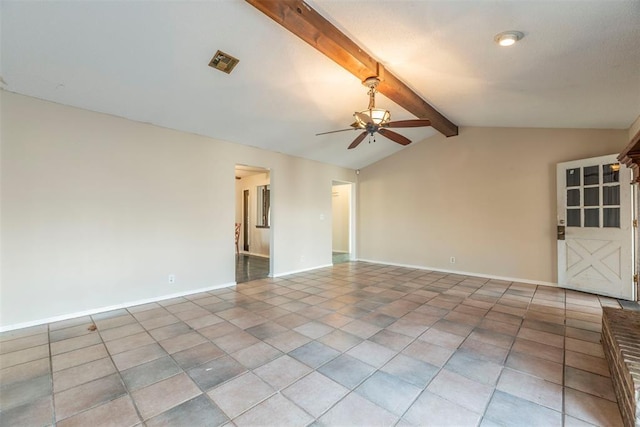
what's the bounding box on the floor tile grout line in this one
[243,278,442,424]
[234,328,372,423]
[77,312,147,425]
[312,276,504,424]
[147,296,322,424]
[562,294,567,427]
[113,302,271,423]
[422,279,518,424]
[127,304,249,424]
[215,373,278,423]
[47,323,57,427]
[472,282,527,426]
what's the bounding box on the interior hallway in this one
[0,262,625,426]
[332,252,350,265]
[236,254,269,284]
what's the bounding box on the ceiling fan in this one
[316,77,432,149]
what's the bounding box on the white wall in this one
[358,126,628,284]
[235,172,270,257]
[332,183,350,253]
[0,91,355,328]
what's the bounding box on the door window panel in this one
[566,168,581,187]
[583,187,599,206]
[564,162,622,229]
[584,209,599,227]
[583,166,599,185]
[567,189,580,206]
[603,186,620,205]
[567,209,581,227]
[604,208,620,228]
[603,164,620,183]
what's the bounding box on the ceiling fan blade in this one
[316,128,357,136]
[354,112,372,125]
[378,128,412,146]
[385,119,432,128]
[348,132,368,149]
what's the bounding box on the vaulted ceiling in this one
[2,1,639,169]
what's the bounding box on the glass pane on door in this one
[584,187,599,206]
[584,209,599,227]
[566,168,581,187]
[567,189,580,206]
[603,186,620,205]
[603,164,620,183]
[604,208,620,228]
[584,166,599,185]
[567,209,581,227]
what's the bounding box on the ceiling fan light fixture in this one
[355,108,391,127]
[494,31,524,47]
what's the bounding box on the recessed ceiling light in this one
[494,31,524,47]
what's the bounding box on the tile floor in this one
[332,252,351,265]
[0,262,627,426]
[236,254,269,284]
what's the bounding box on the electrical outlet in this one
[168,274,175,284]
[450,257,456,264]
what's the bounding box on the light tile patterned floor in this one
[0,262,627,426]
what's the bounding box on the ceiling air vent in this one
[208,50,239,74]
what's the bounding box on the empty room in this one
[1,1,640,426]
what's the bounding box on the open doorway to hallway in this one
[235,165,271,283]
[332,180,354,264]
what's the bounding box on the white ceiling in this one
[2,1,639,170]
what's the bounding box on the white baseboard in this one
[273,263,333,278]
[356,258,557,288]
[0,281,236,333]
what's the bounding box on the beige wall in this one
[332,183,350,253]
[0,91,355,328]
[629,115,640,142]
[235,172,270,257]
[357,126,628,284]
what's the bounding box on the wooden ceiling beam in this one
[245,0,458,137]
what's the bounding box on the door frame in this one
[235,164,272,280]
[331,180,356,261]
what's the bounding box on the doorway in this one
[235,165,271,283]
[243,190,249,252]
[556,154,635,300]
[332,181,354,264]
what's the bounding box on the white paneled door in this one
[557,154,635,300]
